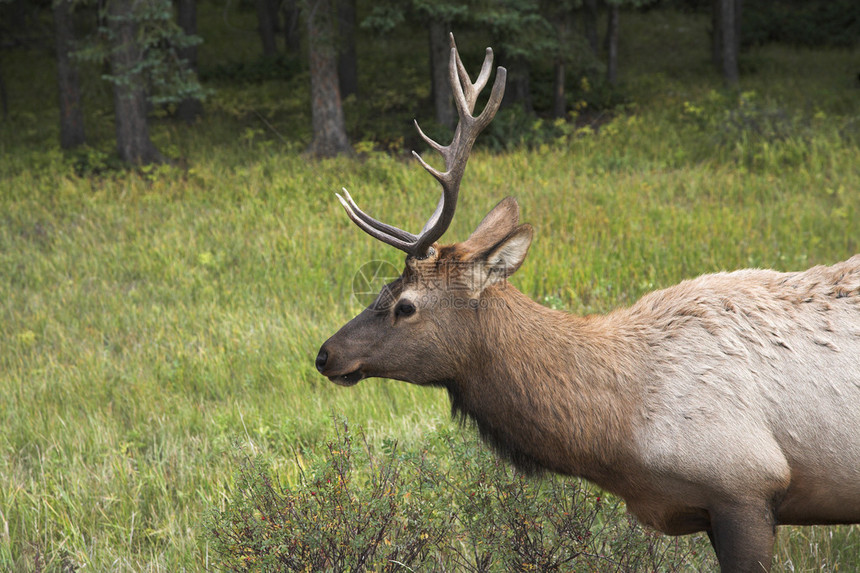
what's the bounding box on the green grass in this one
[1,6,859,571]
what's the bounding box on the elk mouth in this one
[329,369,364,386]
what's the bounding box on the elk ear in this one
[465,197,520,252]
[471,224,533,289]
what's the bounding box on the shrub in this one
[206,420,715,572]
[680,90,825,169]
[206,422,449,572]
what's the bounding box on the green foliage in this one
[361,0,611,129]
[483,77,626,152]
[65,144,125,176]
[207,420,714,572]
[362,0,469,33]
[73,0,209,106]
[360,4,406,33]
[678,89,852,170]
[471,0,555,63]
[484,108,574,150]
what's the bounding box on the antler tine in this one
[449,33,494,114]
[336,190,418,245]
[413,119,445,155]
[474,67,507,130]
[335,37,506,259]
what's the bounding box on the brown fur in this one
[317,197,860,573]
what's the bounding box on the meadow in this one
[1,7,859,571]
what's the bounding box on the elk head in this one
[315,37,532,388]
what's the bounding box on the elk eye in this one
[394,301,416,318]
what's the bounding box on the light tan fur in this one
[317,197,860,572]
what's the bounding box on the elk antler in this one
[337,34,507,259]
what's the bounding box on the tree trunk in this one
[583,0,599,55]
[307,0,351,157]
[553,60,566,119]
[711,0,721,67]
[429,20,454,131]
[337,0,357,99]
[0,65,7,120]
[552,11,572,119]
[267,0,281,31]
[255,0,278,56]
[175,0,203,123]
[718,0,739,85]
[283,0,301,55]
[107,0,164,165]
[712,0,741,85]
[606,4,620,86]
[502,56,533,114]
[733,0,742,66]
[53,0,86,148]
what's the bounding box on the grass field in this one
[1,7,859,571]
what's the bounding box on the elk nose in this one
[315,347,328,373]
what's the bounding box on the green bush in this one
[678,89,836,169]
[206,420,714,572]
[206,423,449,572]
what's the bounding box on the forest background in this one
[1,0,859,570]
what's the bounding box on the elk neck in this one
[441,284,647,486]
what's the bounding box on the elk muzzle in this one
[315,340,365,386]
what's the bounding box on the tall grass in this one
[1,6,858,571]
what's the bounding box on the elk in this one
[315,37,860,572]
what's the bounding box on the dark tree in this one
[1,0,37,120]
[541,0,577,119]
[429,21,455,130]
[255,0,278,56]
[475,1,551,115]
[552,56,566,119]
[710,0,721,67]
[0,65,7,120]
[502,56,533,113]
[337,0,357,98]
[360,1,466,130]
[552,12,573,119]
[605,2,620,85]
[582,0,599,54]
[712,0,741,85]
[175,0,203,123]
[107,0,164,165]
[282,0,301,55]
[306,0,351,157]
[54,0,86,147]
